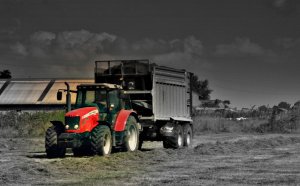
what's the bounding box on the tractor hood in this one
[65,107,99,118]
[65,107,99,133]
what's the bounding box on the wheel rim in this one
[186,133,191,146]
[128,125,138,151]
[103,133,111,154]
[178,132,183,147]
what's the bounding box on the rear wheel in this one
[45,126,66,158]
[123,116,139,152]
[163,124,183,149]
[91,125,112,156]
[183,124,193,147]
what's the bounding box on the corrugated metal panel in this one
[42,79,94,104]
[0,81,5,89]
[0,80,8,95]
[0,79,94,105]
[0,80,49,104]
[153,83,189,120]
[152,66,191,121]
[153,66,186,85]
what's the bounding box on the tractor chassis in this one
[58,132,91,149]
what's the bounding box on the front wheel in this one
[91,125,112,156]
[123,116,139,152]
[45,126,66,158]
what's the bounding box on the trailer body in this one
[95,60,192,121]
[95,60,193,144]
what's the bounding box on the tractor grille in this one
[65,116,80,130]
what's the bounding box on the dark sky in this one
[1,0,300,108]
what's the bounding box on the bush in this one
[192,115,268,135]
[0,111,65,138]
[192,106,300,135]
[257,107,300,133]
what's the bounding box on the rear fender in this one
[50,120,65,131]
[114,109,138,132]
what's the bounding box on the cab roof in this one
[77,83,122,89]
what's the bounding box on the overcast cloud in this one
[6,29,295,78]
[8,30,207,77]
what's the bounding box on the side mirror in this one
[57,91,62,101]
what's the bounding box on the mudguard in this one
[50,120,65,131]
[114,109,138,132]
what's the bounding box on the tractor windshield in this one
[75,89,108,112]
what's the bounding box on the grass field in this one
[0,109,300,185]
[1,134,300,185]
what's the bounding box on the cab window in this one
[108,90,120,113]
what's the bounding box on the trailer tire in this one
[123,116,139,152]
[183,124,193,147]
[45,126,66,158]
[163,124,184,149]
[91,125,112,156]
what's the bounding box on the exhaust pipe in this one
[65,82,71,112]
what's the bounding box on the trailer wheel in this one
[163,125,184,149]
[123,116,139,152]
[91,125,112,156]
[183,124,193,147]
[45,126,66,158]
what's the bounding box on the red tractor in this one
[45,83,140,157]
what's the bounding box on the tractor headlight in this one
[74,124,79,129]
[65,125,69,129]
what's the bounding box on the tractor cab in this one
[61,83,132,132]
[75,83,131,118]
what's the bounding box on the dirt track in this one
[1,133,300,185]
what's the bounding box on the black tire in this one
[163,124,184,149]
[183,124,193,147]
[123,116,139,152]
[45,126,66,158]
[138,139,143,150]
[91,125,112,156]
